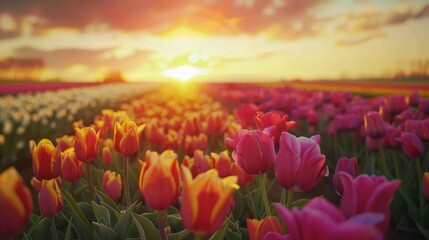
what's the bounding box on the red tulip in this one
[38,179,64,217]
[234,103,259,128]
[275,132,329,192]
[339,173,401,233]
[102,170,122,202]
[74,127,100,162]
[227,129,276,175]
[0,167,33,237]
[247,216,283,240]
[254,111,295,145]
[30,139,61,180]
[102,146,113,165]
[333,157,358,195]
[268,198,383,240]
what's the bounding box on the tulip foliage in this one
[1,83,429,239]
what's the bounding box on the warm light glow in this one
[162,65,208,82]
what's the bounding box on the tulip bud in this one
[247,216,283,240]
[61,147,84,181]
[139,150,181,210]
[227,129,276,175]
[418,98,429,115]
[332,157,358,195]
[30,139,61,180]
[102,170,122,202]
[0,167,33,237]
[423,172,429,200]
[384,95,408,115]
[39,179,64,217]
[74,127,100,162]
[275,132,329,192]
[364,111,385,139]
[407,91,420,107]
[114,119,145,156]
[102,146,113,165]
[397,132,424,159]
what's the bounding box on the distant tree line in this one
[0,58,44,81]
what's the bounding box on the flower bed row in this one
[1,82,429,239]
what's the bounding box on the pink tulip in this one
[332,157,358,195]
[274,132,329,192]
[334,113,360,132]
[384,95,408,115]
[254,111,295,145]
[365,136,379,152]
[267,198,383,240]
[418,98,429,115]
[227,129,276,175]
[339,173,401,233]
[382,124,402,149]
[234,103,259,128]
[364,111,385,139]
[397,132,424,159]
[407,91,420,107]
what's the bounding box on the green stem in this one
[195,234,204,240]
[392,152,401,178]
[157,209,168,240]
[280,189,286,206]
[415,158,424,211]
[86,162,95,201]
[245,185,257,218]
[71,181,75,199]
[378,141,390,178]
[123,156,131,207]
[286,190,294,210]
[257,174,271,217]
[51,217,57,240]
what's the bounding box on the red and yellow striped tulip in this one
[30,139,61,180]
[113,119,145,156]
[38,179,64,217]
[74,127,100,162]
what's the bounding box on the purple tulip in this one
[275,132,329,192]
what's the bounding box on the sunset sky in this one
[0,0,428,82]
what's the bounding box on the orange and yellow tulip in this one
[180,166,239,236]
[0,167,33,237]
[102,170,122,202]
[247,216,283,240]
[113,119,145,156]
[30,139,61,180]
[74,127,100,162]
[61,147,84,182]
[38,179,64,217]
[139,150,180,210]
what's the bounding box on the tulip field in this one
[1,81,429,240]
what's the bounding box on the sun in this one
[162,65,208,82]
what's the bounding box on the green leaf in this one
[167,229,190,240]
[92,201,112,226]
[132,213,161,240]
[62,190,93,240]
[23,233,33,240]
[416,222,429,240]
[102,202,121,226]
[113,202,137,239]
[167,214,184,232]
[96,188,120,212]
[225,227,242,240]
[26,216,50,239]
[292,199,309,209]
[64,216,74,240]
[93,222,119,240]
[209,215,232,240]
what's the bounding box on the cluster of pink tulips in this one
[0,83,428,239]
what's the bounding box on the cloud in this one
[335,32,386,46]
[336,3,429,34]
[0,0,330,39]
[14,47,154,70]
